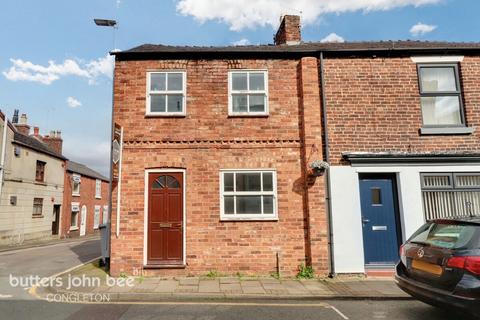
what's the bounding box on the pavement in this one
[0,239,477,320]
[33,261,409,302]
[0,234,100,253]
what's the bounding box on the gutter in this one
[319,52,335,278]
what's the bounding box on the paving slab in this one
[199,280,221,293]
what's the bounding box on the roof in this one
[13,132,66,160]
[114,41,480,59]
[67,160,109,181]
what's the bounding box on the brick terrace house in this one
[61,161,109,238]
[110,15,480,277]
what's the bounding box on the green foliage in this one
[205,270,219,278]
[119,272,128,278]
[270,271,280,280]
[296,264,315,279]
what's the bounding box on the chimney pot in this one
[274,15,301,46]
[33,126,39,136]
[19,114,27,125]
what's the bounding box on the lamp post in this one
[94,19,118,49]
[94,18,117,268]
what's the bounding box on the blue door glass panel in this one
[359,177,400,265]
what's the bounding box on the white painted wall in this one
[330,164,480,274]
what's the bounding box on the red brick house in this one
[61,161,109,238]
[110,15,480,277]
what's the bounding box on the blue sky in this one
[0,0,478,175]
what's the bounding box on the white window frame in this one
[72,174,81,196]
[146,71,187,116]
[220,169,278,221]
[95,179,102,199]
[228,70,269,116]
[103,205,109,224]
[94,205,101,229]
[70,202,79,230]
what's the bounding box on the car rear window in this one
[410,222,479,249]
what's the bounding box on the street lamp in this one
[94,17,118,267]
[94,19,117,27]
[94,18,117,49]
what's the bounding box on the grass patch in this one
[296,264,315,279]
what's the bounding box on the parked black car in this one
[395,217,480,317]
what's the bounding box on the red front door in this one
[147,172,183,265]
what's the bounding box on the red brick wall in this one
[61,172,109,238]
[324,56,480,165]
[111,58,330,277]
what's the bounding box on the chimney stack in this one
[274,15,301,46]
[14,113,31,136]
[42,130,63,155]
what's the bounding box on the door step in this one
[365,265,395,278]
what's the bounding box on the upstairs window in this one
[72,174,81,196]
[418,64,464,127]
[146,71,186,116]
[35,161,46,182]
[228,71,268,115]
[95,179,101,199]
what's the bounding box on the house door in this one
[51,205,61,235]
[80,205,87,236]
[359,174,401,265]
[147,172,183,265]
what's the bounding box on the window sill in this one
[32,215,44,219]
[228,114,269,118]
[34,181,47,186]
[220,216,278,222]
[70,226,79,231]
[145,113,186,118]
[72,193,80,197]
[95,196,102,200]
[143,264,186,269]
[420,127,475,135]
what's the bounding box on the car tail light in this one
[447,256,480,275]
[399,245,405,257]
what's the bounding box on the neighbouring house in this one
[0,111,66,246]
[110,15,480,277]
[61,161,109,238]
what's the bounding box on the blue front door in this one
[359,175,401,265]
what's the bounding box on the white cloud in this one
[320,33,345,43]
[232,38,250,46]
[67,97,82,108]
[410,22,437,36]
[63,138,110,177]
[2,54,114,85]
[176,0,440,31]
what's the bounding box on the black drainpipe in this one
[319,52,335,278]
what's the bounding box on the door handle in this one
[362,217,370,224]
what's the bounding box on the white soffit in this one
[411,56,464,63]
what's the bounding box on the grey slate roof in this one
[13,132,66,160]
[67,160,109,181]
[114,40,480,58]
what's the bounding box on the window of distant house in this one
[35,161,46,182]
[421,173,480,221]
[146,71,186,116]
[32,198,43,217]
[70,203,79,229]
[228,71,268,116]
[418,64,465,127]
[72,174,81,196]
[95,179,101,199]
[94,205,101,229]
[220,170,277,220]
